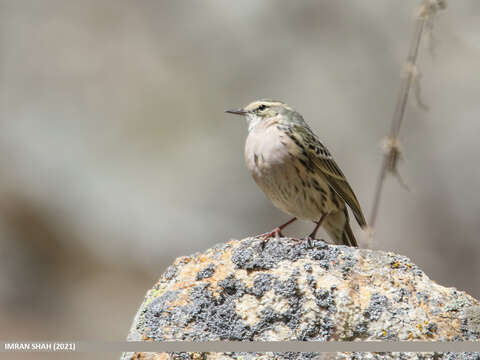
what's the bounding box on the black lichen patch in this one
[364,293,389,321]
[143,290,179,340]
[274,276,299,299]
[273,273,305,310]
[266,273,307,331]
[231,238,308,270]
[231,238,341,272]
[255,306,296,332]
[143,282,252,341]
[389,254,424,277]
[339,247,358,276]
[306,273,317,292]
[314,287,336,313]
[250,273,273,297]
[308,243,340,270]
[253,298,308,335]
[444,353,480,360]
[185,283,250,340]
[196,263,215,280]
[297,316,335,341]
[218,274,246,297]
[231,246,256,269]
[238,273,305,334]
[163,265,177,280]
[168,352,192,360]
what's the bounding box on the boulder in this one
[122,237,480,360]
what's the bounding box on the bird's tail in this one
[323,209,358,247]
[340,220,358,247]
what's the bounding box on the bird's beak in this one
[225,108,247,116]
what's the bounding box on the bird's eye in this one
[258,105,267,111]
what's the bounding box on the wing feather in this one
[291,124,367,227]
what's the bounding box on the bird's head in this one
[226,99,300,132]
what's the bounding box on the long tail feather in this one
[341,221,358,247]
[323,209,358,247]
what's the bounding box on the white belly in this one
[245,125,335,221]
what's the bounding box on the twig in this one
[368,0,446,229]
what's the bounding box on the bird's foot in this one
[304,236,315,248]
[258,227,284,240]
[293,235,316,248]
[257,227,284,249]
[288,236,313,248]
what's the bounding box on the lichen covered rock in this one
[122,237,480,360]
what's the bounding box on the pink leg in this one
[307,213,328,239]
[259,217,297,239]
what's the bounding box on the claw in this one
[258,217,296,241]
[304,237,314,248]
[257,227,284,250]
[293,236,314,248]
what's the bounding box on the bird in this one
[226,99,367,247]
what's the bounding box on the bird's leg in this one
[259,217,297,242]
[304,213,328,247]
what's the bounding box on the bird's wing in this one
[290,124,367,227]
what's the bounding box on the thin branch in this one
[368,0,446,229]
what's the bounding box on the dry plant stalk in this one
[368,0,446,230]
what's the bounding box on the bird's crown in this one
[243,99,294,113]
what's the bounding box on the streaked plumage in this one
[227,99,367,247]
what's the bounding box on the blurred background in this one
[1,0,479,358]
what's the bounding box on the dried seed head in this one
[380,137,403,160]
[417,0,447,19]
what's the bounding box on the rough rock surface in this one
[122,237,480,360]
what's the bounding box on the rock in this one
[121,237,480,360]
